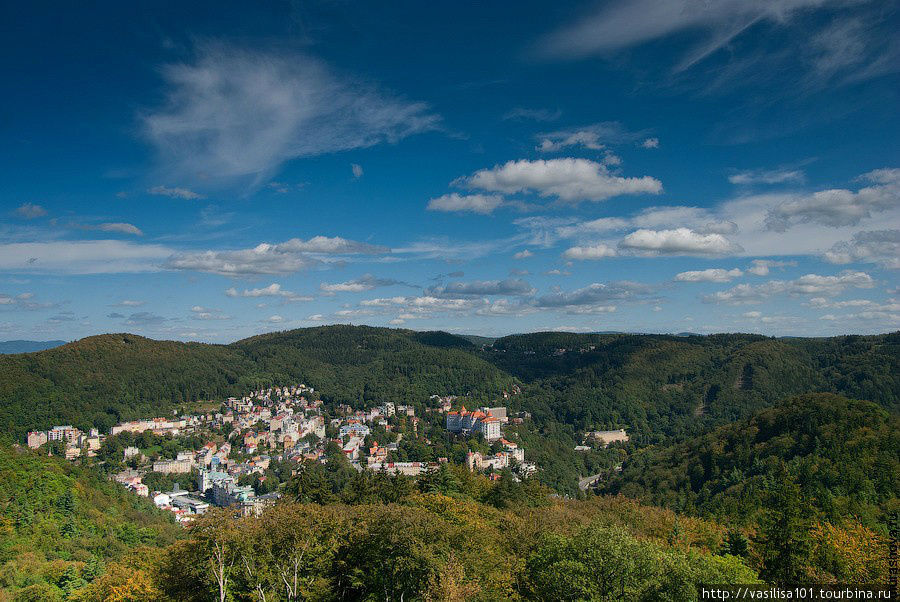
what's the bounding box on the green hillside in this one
[483,331,899,439]
[0,326,516,439]
[602,393,900,526]
[0,444,180,600]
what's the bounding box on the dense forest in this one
[603,394,900,526]
[1,327,897,442]
[0,326,897,599]
[0,444,180,600]
[2,445,892,601]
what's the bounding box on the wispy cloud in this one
[320,274,416,294]
[166,236,389,277]
[148,186,204,200]
[141,43,439,185]
[0,240,171,274]
[14,203,47,219]
[502,107,562,122]
[729,168,805,186]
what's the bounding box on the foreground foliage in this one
[0,445,179,601]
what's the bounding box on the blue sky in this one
[1,0,898,342]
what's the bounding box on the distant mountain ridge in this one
[0,340,67,354]
[0,326,896,445]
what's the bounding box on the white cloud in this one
[641,137,659,149]
[360,295,487,318]
[427,278,534,298]
[265,315,285,324]
[14,203,47,219]
[704,270,875,304]
[0,240,172,274]
[536,122,637,152]
[502,107,562,122]
[824,230,900,269]
[729,168,804,186]
[747,259,795,276]
[148,186,204,200]
[765,168,899,230]
[190,305,229,320]
[352,164,364,178]
[277,236,389,255]
[167,244,318,276]
[675,268,743,282]
[537,0,857,69]
[0,292,53,311]
[563,243,617,260]
[513,249,533,259]
[225,283,312,302]
[89,222,144,236]
[535,281,656,313]
[168,236,388,277]
[458,158,662,203]
[426,193,504,215]
[319,274,411,294]
[743,311,762,318]
[141,44,439,183]
[113,299,145,307]
[620,228,742,255]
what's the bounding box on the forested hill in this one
[482,331,899,438]
[0,444,180,598]
[0,326,897,441]
[0,326,515,438]
[602,393,900,527]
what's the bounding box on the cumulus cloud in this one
[14,203,48,219]
[729,168,804,186]
[536,122,639,152]
[279,236,389,255]
[675,268,743,282]
[141,44,439,183]
[824,230,900,269]
[620,228,742,255]
[747,259,795,276]
[815,298,900,324]
[351,164,364,178]
[320,274,413,294]
[535,281,656,313]
[167,244,318,276]
[427,278,535,298]
[426,193,504,215]
[563,243,617,260]
[225,283,312,302]
[190,305,229,320]
[265,315,285,324]
[458,158,662,203]
[513,250,533,259]
[765,168,899,231]
[704,270,876,304]
[641,137,659,149]
[148,186,204,200]
[0,292,55,311]
[168,236,388,277]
